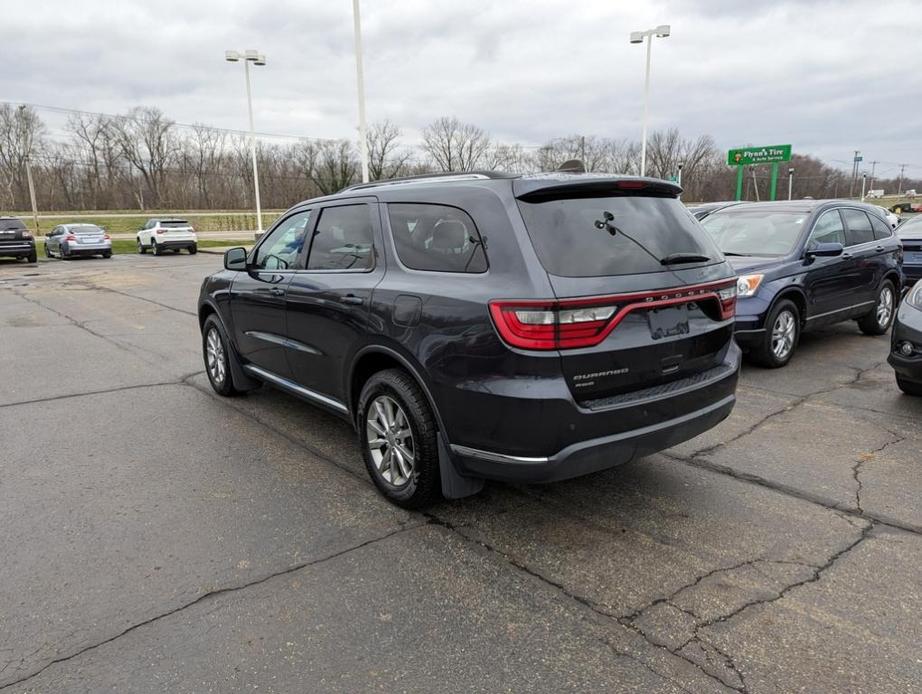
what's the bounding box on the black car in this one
[0,217,37,263]
[198,172,741,507]
[687,201,743,220]
[889,281,922,395]
[701,200,903,367]
[896,215,922,285]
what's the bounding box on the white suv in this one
[137,219,198,255]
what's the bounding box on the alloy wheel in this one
[876,286,894,328]
[771,310,796,361]
[205,327,226,385]
[366,395,415,487]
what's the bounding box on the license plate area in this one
[905,251,922,264]
[647,305,690,340]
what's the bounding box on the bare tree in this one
[422,117,491,172]
[113,107,177,208]
[366,120,411,180]
[0,104,46,208]
[311,140,358,195]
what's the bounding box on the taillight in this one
[155,229,164,234]
[489,280,737,351]
[64,234,77,241]
[104,233,111,240]
[22,231,33,240]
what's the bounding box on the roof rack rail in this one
[339,171,515,193]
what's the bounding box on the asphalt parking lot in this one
[2,254,921,693]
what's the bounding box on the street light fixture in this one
[788,167,795,200]
[630,24,671,177]
[225,49,267,232]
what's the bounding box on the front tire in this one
[858,281,896,335]
[202,315,239,397]
[357,369,442,509]
[750,299,800,368]
[897,375,922,396]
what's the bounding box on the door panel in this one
[841,208,881,305]
[802,210,859,322]
[285,200,384,403]
[231,271,293,376]
[230,209,314,377]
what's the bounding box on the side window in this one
[387,203,487,273]
[807,210,846,246]
[252,210,312,270]
[307,204,374,271]
[842,209,874,246]
[869,213,892,240]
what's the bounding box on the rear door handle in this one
[875,245,885,252]
[342,294,364,306]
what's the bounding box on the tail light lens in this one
[22,231,33,240]
[489,280,737,351]
[155,229,164,234]
[104,233,111,240]
[64,234,77,241]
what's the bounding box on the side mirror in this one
[806,242,844,259]
[224,247,248,271]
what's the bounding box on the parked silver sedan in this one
[45,224,112,259]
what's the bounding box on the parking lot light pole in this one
[860,173,867,202]
[352,0,370,183]
[630,24,670,178]
[225,49,266,232]
[788,167,794,200]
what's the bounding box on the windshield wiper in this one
[660,253,711,266]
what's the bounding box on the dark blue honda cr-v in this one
[701,200,903,367]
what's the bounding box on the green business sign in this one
[727,144,792,166]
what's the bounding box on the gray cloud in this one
[3,0,921,173]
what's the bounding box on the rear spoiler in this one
[513,175,681,202]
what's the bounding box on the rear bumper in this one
[0,241,35,257]
[65,243,111,255]
[153,236,197,248]
[448,342,741,483]
[902,265,922,285]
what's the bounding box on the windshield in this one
[701,209,808,256]
[898,217,922,237]
[516,196,721,277]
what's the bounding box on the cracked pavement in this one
[2,255,922,692]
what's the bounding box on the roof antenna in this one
[557,159,585,174]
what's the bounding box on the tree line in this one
[0,104,917,212]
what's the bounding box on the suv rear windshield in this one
[161,220,189,228]
[0,218,26,231]
[515,196,720,277]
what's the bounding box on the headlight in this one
[736,274,764,298]
[907,282,922,310]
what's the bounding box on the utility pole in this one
[849,150,860,198]
[580,135,586,169]
[898,164,906,196]
[869,160,878,190]
[25,155,40,235]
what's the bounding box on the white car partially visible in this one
[873,206,900,229]
[137,219,198,255]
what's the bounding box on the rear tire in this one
[897,375,922,396]
[152,241,161,256]
[858,281,896,335]
[137,239,146,254]
[189,244,198,255]
[103,251,112,259]
[357,369,442,509]
[60,245,69,260]
[27,249,37,263]
[202,315,240,397]
[750,299,800,368]
[44,244,52,258]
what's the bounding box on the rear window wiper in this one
[659,253,711,266]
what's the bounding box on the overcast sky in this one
[5,0,921,177]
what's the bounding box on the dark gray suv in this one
[198,173,741,507]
